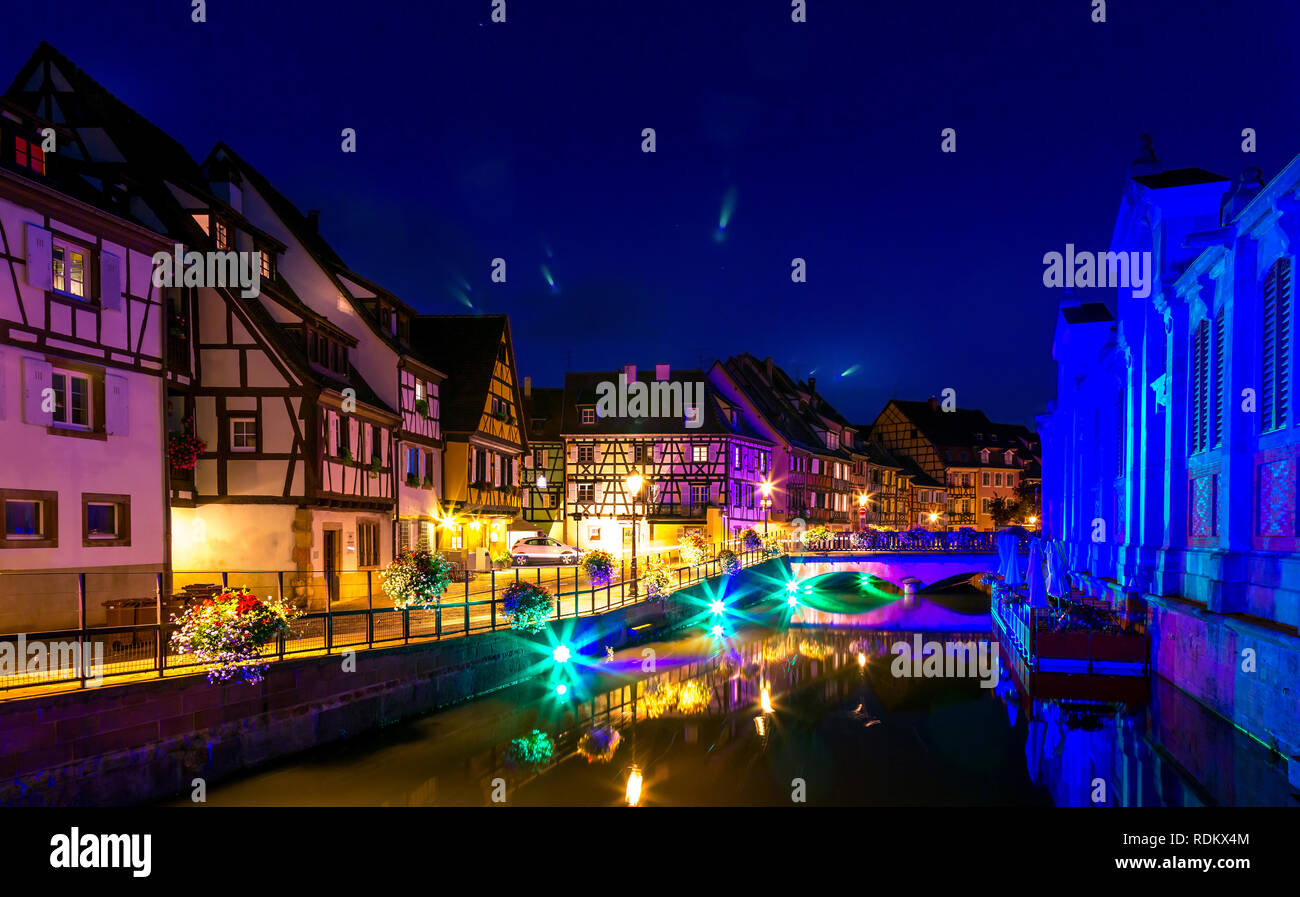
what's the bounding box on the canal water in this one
[170,583,1297,807]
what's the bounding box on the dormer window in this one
[306,327,348,375]
[580,406,595,425]
[14,136,44,175]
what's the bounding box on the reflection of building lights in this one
[753,715,767,736]
[857,652,866,668]
[555,684,567,696]
[786,581,798,593]
[711,624,724,638]
[626,766,643,806]
[552,645,570,663]
[760,687,773,713]
[787,594,798,607]
[710,599,725,615]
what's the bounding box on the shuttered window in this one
[1213,307,1225,447]
[1191,318,1210,452]
[1262,258,1292,432]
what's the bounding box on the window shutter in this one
[593,444,603,464]
[626,443,636,465]
[104,373,129,435]
[99,250,123,311]
[567,443,576,463]
[567,481,577,501]
[24,224,52,291]
[523,452,533,469]
[653,443,662,464]
[22,357,53,425]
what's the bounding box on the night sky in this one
[5,0,1298,427]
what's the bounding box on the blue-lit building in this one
[1040,148,1300,777]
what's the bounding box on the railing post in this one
[155,572,164,678]
[366,570,374,647]
[277,571,286,661]
[77,572,86,690]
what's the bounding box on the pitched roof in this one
[410,315,514,434]
[722,354,845,456]
[560,369,768,440]
[524,387,564,442]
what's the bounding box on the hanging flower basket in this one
[576,725,622,764]
[739,528,761,551]
[368,456,382,479]
[169,587,300,684]
[679,529,710,567]
[501,581,554,632]
[642,555,672,601]
[414,398,429,418]
[380,549,452,610]
[582,549,615,588]
[761,536,784,558]
[719,549,741,577]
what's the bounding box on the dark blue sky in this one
[6,0,1298,426]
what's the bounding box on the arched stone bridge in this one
[784,530,1026,595]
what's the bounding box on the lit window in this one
[51,370,91,428]
[52,240,87,298]
[692,445,707,463]
[232,418,257,451]
[580,407,595,425]
[259,250,274,280]
[213,219,229,250]
[15,137,45,174]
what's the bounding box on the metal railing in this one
[0,537,775,694]
[787,529,1021,553]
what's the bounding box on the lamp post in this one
[760,480,772,536]
[625,472,644,598]
[857,492,868,532]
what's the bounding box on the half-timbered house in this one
[410,315,525,567]
[710,355,855,532]
[0,94,171,632]
[561,366,774,553]
[5,44,404,593]
[201,144,447,558]
[521,380,564,538]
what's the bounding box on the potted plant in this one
[719,548,741,577]
[739,527,761,551]
[582,549,616,588]
[169,587,300,684]
[405,472,420,488]
[422,473,435,490]
[368,456,382,479]
[490,549,514,569]
[576,725,622,764]
[167,417,206,473]
[414,397,429,417]
[501,581,554,632]
[339,446,353,464]
[379,549,452,610]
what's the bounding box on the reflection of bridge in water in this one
[789,550,1004,595]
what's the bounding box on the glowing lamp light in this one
[536,474,547,490]
[626,766,643,807]
[857,652,867,668]
[555,683,568,696]
[787,594,798,607]
[928,512,938,523]
[1028,516,1038,526]
[710,624,724,638]
[785,582,799,594]
[760,687,773,714]
[760,481,772,498]
[552,645,571,663]
[625,472,644,496]
[710,599,725,615]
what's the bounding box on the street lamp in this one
[759,480,773,536]
[625,471,644,598]
[857,492,868,532]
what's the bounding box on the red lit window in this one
[14,137,45,174]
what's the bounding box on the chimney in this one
[523,375,532,397]
[655,363,671,381]
[807,376,816,396]
[306,210,320,235]
[764,356,774,382]
[623,363,637,383]
[928,395,938,411]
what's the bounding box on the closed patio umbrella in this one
[997,529,1025,589]
[1026,537,1048,608]
[1046,539,1068,599]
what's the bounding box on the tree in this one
[987,496,1020,528]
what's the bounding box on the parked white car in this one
[511,536,581,565]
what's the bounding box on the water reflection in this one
[174,595,1296,807]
